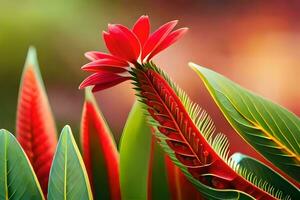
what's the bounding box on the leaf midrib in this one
[4,133,8,200]
[216,87,300,163]
[64,137,68,200]
[141,69,203,166]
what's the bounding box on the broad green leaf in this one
[149,137,170,200]
[47,125,93,200]
[231,153,300,199]
[119,101,152,200]
[120,101,172,199]
[0,129,44,200]
[190,63,300,182]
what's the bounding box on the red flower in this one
[79,15,188,92]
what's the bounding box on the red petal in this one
[105,24,140,62]
[147,28,188,61]
[114,24,141,59]
[91,79,128,92]
[103,31,123,59]
[85,51,128,64]
[132,15,150,47]
[81,89,121,199]
[81,59,129,73]
[141,20,178,61]
[79,72,129,91]
[16,48,57,196]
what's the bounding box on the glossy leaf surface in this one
[0,129,44,200]
[191,63,300,182]
[80,88,120,200]
[231,153,300,199]
[47,126,93,200]
[16,47,57,194]
[148,136,170,200]
[119,101,152,200]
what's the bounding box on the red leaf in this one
[16,47,57,195]
[80,88,120,200]
[165,157,203,200]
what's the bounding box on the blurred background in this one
[1,0,299,154]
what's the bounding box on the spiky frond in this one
[143,62,230,161]
[130,62,290,199]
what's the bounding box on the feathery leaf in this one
[131,62,288,199]
[16,47,57,195]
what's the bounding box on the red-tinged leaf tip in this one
[132,15,150,47]
[147,28,188,61]
[16,47,57,196]
[81,89,121,200]
[141,20,178,61]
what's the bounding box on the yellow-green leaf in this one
[0,129,44,200]
[190,63,300,182]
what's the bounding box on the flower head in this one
[79,15,188,92]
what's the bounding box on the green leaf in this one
[149,137,170,200]
[119,101,172,199]
[0,129,44,200]
[47,125,93,200]
[231,153,300,199]
[119,101,152,200]
[190,63,300,182]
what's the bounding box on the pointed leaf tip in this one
[25,46,39,69]
[80,91,120,199]
[48,126,93,200]
[17,46,57,196]
[84,87,95,101]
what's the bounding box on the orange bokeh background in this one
[0,0,299,159]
